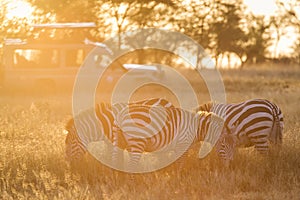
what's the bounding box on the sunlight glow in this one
[244,0,278,16]
[6,0,34,19]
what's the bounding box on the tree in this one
[243,15,272,64]
[174,0,212,48]
[95,0,175,48]
[29,0,175,43]
[277,0,300,64]
[209,0,247,68]
[0,1,33,40]
[0,0,58,43]
[267,1,298,59]
[28,0,97,22]
[0,1,8,42]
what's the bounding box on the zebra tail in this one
[270,110,283,146]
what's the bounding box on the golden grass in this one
[0,64,299,199]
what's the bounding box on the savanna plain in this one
[0,64,299,200]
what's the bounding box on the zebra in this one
[65,100,224,171]
[65,98,175,163]
[113,105,222,170]
[196,99,284,164]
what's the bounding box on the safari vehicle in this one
[0,38,95,90]
[0,23,165,92]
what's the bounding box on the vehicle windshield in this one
[12,48,86,68]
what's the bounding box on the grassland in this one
[0,64,299,199]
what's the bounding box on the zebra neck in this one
[172,110,198,139]
[76,107,109,147]
[196,111,215,141]
[190,112,203,142]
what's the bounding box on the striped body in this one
[114,105,203,168]
[65,98,174,163]
[197,99,284,161]
[65,99,222,168]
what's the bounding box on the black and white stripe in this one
[65,99,224,169]
[113,105,202,168]
[196,99,284,161]
[65,98,174,163]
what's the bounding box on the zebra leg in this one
[247,129,269,156]
[125,140,146,172]
[175,150,189,173]
[171,140,193,173]
[123,137,149,172]
[111,126,125,169]
[253,136,269,155]
[127,151,143,172]
[269,118,284,153]
[111,144,125,170]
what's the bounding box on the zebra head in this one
[216,133,238,162]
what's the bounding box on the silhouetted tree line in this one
[1,0,300,67]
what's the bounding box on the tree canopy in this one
[1,0,299,67]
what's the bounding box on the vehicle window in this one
[13,49,59,68]
[66,49,85,67]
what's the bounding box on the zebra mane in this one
[196,110,211,117]
[194,102,214,112]
[95,102,112,118]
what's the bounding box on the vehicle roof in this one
[32,22,96,29]
[3,38,96,49]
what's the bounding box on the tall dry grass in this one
[0,64,299,199]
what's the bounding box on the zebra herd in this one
[65,98,284,170]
